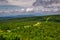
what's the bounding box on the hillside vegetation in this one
[0,15,60,40]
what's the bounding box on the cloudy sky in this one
[0,0,60,7]
[0,0,60,13]
[0,0,36,7]
[0,0,60,17]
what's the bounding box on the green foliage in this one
[0,15,60,40]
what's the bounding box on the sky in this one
[0,0,60,17]
[0,0,60,7]
[0,0,36,7]
[0,0,60,12]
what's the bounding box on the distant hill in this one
[0,14,35,20]
[0,14,60,22]
[0,13,59,20]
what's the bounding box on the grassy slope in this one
[0,15,60,40]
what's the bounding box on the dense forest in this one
[0,15,60,40]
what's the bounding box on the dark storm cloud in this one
[0,0,8,2]
[33,0,60,6]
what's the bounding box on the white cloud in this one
[20,9,25,12]
[26,8,34,12]
[48,3,60,7]
[0,7,60,13]
[0,0,36,7]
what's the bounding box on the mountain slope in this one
[0,15,60,40]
